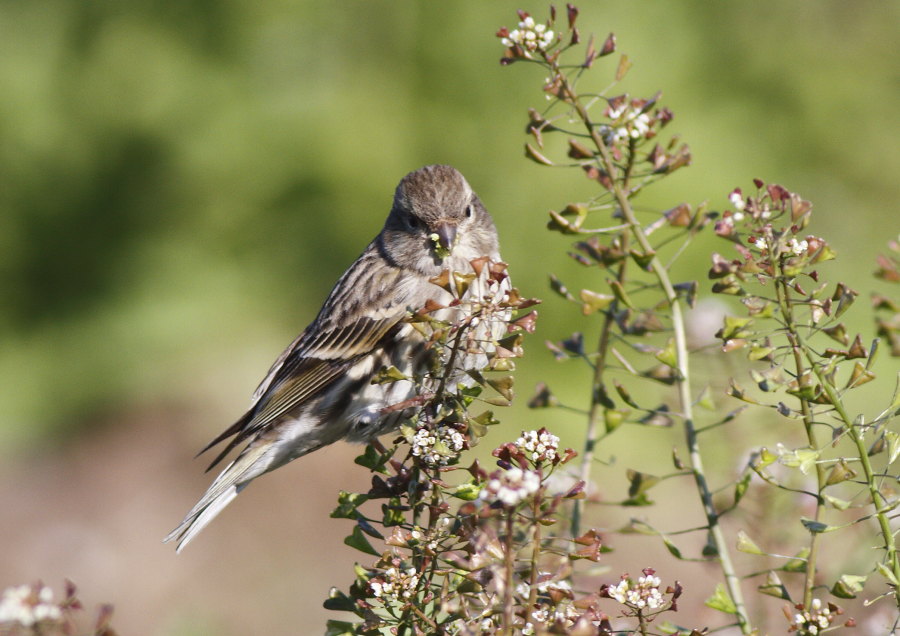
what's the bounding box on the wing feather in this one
[198,247,418,470]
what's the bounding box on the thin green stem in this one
[795,329,900,607]
[552,67,752,633]
[775,276,827,609]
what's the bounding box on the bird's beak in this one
[433,222,457,251]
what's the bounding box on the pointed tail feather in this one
[164,444,270,552]
[164,484,240,553]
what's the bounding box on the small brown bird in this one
[165,165,503,552]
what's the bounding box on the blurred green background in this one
[1,1,897,634]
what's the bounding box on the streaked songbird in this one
[165,165,503,552]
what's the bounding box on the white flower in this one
[729,189,746,211]
[732,211,745,222]
[501,15,555,56]
[515,429,560,463]
[607,572,666,611]
[479,467,541,506]
[411,425,465,466]
[369,566,419,603]
[0,584,62,627]
[787,597,837,633]
[789,238,809,255]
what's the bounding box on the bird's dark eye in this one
[407,214,421,230]
[465,204,474,218]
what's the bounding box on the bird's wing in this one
[198,250,422,469]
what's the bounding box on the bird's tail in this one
[163,444,270,553]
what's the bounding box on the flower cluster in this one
[786,598,843,635]
[479,466,541,506]
[369,564,420,605]
[515,428,560,463]
[498,14,555,58]
[600,568,679,616]
[0,583,63,628]
[522,603,581,635]
[493,428,572,470]
[410,424,465,466]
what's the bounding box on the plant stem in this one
[572,276,623,538]
[775,277,827,608]
[553,67,752,633]
[503,512,516,633]
[795,329,900,607]
[525,497,543,615]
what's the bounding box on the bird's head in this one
[383,165,499,273]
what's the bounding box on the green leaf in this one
[344,525,380,556]
[579,289,615,315]
[622,492,653,507]
[748,344,775,361]
[758,571,790,600]
[782,549,809,573]
[615,53,632,81]
[733,472,752,507]
[629,249,656,270]
[469,410,499,438]
[655,338,678,368]
[823,494,851,510]
[324,620,356,636]
[720,315,753,340]
[831,574,867,599]
[877,562,900,587]
[800,518,831,534]
[727,379,759,404]
[662,537,683,559]
[696,385,716,410]
[354,445,392,473]
[486,375,515,401]
[609,279,635,309]
[626,469,660,497]
[451,482,482,501]
[323,587,356,614]
[832,282,858,318]
[604,407,629,432]
[886,430,900,465]
[822,323,849,346]
[736,529,764,555]
[331,491,370,519]
[779,447,820,475]
[755,447,778,469]
[381,499,405,526]
[371,365,408,384]
[704,584,737,615]
[825,458,857,486]
[613,380,640,408]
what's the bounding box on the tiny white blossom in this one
[732,211,745,222]
[0,584,62,628]
[789,238,809,255]
[515,429,560,463]
[501,15,555,57]
[607,571,666,611]
[411,425,465,466]
[479,467,541,506]
[369,566,420,604]
[787,597,837,634]
[729,189,746,211]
